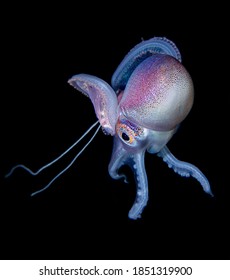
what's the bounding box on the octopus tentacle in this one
[68,74,118,135]
[108,137,129,182]
[127,152,148,220]
[111,37,182,91]
[158,146,213,196]
[108,137,149,219]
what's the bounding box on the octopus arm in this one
[158,146,213,196]
[108,138,149,219]
[68,74,118,135]
[108,136,129,182]
[127,152,149,220]
[111,37,181,91]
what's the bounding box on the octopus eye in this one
[116,120,137,145]
[122,132,130,141]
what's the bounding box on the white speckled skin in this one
[119,54,194,131]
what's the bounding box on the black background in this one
[1,4,229,260]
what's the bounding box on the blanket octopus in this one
[6,37,213,219]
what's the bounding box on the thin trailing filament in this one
[5,121,101,196]
[5,121,99,178]
[31,123,101,196]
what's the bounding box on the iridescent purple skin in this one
[120,54,194,131]
[68,37,212,219]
